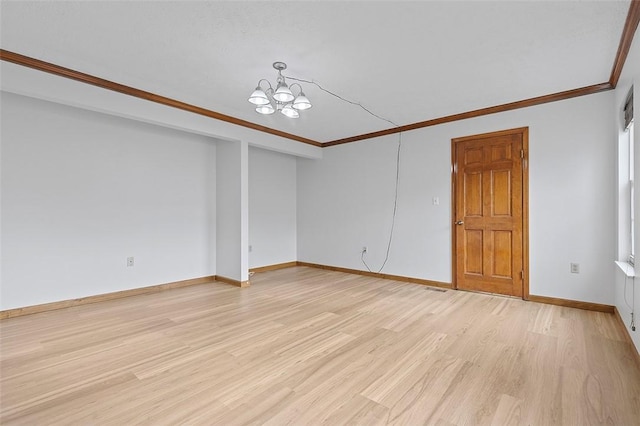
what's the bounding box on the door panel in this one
[492,230,512,278]
[464,172,483,216]
[491,170,511,216]
[453,128,527,297]
[465,229,483,275]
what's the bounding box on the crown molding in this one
[610,0,640,87]
[323,83,612,147]
[0,49,322,147]
[1,1,637,148]
[324,0,638,146]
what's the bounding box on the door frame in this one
[451,127,530,299]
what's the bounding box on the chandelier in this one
[248,62,311,118]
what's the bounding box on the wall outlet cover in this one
[570,263,579,273]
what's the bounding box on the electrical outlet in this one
[127,257,134,267]
[362,246,368,254]
[249,245,253,252]
[570,263,579,274]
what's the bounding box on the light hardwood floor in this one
[1,266,639,425]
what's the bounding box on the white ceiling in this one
[0,0,631,143]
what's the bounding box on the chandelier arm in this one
[257,78,274,92]
[289,83,304,96]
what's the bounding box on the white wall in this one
[249,147,297,269]
[298,91,615,305]
[216,139,249,282]
[0,92,217,310]
[614,31,640,352]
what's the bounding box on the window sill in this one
[615,261,636,277]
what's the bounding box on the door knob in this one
[455,221,464,225]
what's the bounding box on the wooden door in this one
[452,128,528,297]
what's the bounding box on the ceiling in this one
[0,1,632,144]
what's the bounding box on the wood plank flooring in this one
[1,266,639,425]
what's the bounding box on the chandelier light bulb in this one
[281,104,299,118]
[248,87,269,105]
[255,104,275,115]
[274,83,294,103]
[292,93,312,110]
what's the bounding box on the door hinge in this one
[520,149,525,159]
[520,270,524,280]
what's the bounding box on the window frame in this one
[620,85,635,266]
